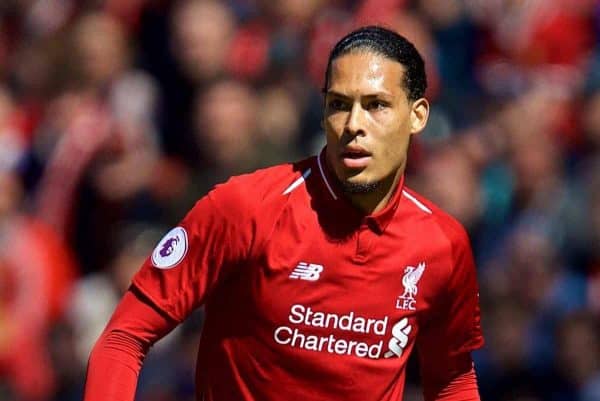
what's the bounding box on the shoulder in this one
[228,159,312,197]
[217,158,313,202]
[400,186,472,259]
[401,188,479,316]
[189,158,314,220]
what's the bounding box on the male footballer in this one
[84,26,484,401]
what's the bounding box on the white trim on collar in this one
[317,150,338,200]
[402,190,432,214]
[282,168,312,195]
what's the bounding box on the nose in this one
[345,102,366,137]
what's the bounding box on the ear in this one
[409,98,429,135]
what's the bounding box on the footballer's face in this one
[323,51,428,193]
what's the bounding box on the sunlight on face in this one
[324,51,428,191]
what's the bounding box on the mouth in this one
[340,146,372,169]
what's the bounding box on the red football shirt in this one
[132,151,484,401]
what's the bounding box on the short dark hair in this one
[323,26,427,101]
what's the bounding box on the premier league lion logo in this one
[151,227,188,269]
[159,236,180,257]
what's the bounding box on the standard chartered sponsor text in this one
[273,304,389,359]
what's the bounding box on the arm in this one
[83,289,177,401]
[421,353,480,401]
[84,179,254,400]
[418,225,484,401]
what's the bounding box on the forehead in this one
[328,51,406,95]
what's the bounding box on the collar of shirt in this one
[314,148,405,234]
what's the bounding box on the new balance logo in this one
[289,262,323,281]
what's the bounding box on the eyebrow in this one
[325,90,394,100]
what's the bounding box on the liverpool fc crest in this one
[396,262,426,310]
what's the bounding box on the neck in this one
[345,167,404,214]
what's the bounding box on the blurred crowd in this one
[0,0,599,400]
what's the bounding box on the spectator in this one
[0,169,77,401]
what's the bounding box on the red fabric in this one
[307,14,355,88]
[421,354,480,401]
[85,290,481,401]
[129,152,483,400]
[0,216,77,400]
[354,0,408,26]
[228,22,270,80]
[35,97,113,239]
[105,0,148,32]
[415,222,484,360]
[525,10,594,66]
[84,289,175,401]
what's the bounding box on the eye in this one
[327,98,350,112]
[365,100,388,111]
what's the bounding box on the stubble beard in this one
[340,180,382,194]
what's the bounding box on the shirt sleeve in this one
[422,355,480,401]
[84,289,177,401]
[417,228,484,391]
[131,180,255,322]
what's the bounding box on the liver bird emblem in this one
[400,262,426,300]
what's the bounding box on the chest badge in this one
[395,262,426,311]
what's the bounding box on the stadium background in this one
[1,0,599,400]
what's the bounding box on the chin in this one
[340,179,381,194]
